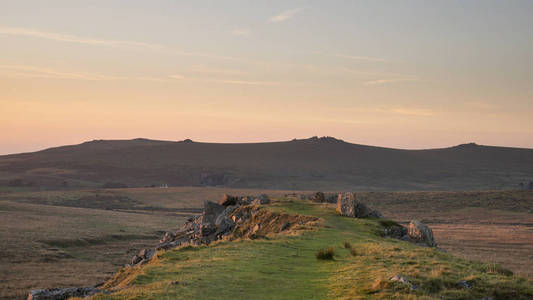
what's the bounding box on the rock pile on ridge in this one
[131,193,313,267]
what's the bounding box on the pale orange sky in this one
[1,1,532,154]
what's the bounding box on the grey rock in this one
[312,192,325,203]
[457,280,475,289]
[336,192,382,218]
[389,275,418,290]
[202,201,225,225]
[408,220,437,247]
[251,194,270,205]
[28,286,99,300]
[160,231,175,243]
[324,193,338,204]
[383,225,408,239]
[281,222,291,231]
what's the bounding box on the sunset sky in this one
[1,0,532,154]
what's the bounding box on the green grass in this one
[91,199,533,300]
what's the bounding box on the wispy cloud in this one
[187,64,247,76]
[334,54,395,63]
[0,64,127,80]
[0,26,264,64]
[268,8,304,23]
[208,79,283,86]
[382,107,435,116]
[363,78,423,85]
[0,27,162,50]
[231,29,251,37]
[168,74,185,80]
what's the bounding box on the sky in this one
[1,0,532,154]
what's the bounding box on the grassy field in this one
[1,188,532,299]
[87,198,533,299]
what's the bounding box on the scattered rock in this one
[312,192,325,203]
[457,280,476,289]
[28,286,100,300]
[383,225,408,239]
[336,192,382,218]
[389,275,418,290]
[281,222,291,231]
[408,220,436,247]
[131,248,157,266]
[324,193,338,204]
[251,194,270,205]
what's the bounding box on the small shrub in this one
[350,247,357,256]
[344,241,352,249]
[316,247,335,260]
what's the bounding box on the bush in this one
[316,247,335,260]
[350,247,358,256]
[344,241,352,249]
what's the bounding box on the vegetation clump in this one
[316,246,335,260]
[484,263,514,276]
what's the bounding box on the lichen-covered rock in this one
[336,192,382,218]
[408,220,436,247]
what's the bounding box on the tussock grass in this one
[316,247,335,260]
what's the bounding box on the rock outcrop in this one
[336,192,382,218]
[312,192,325,203]
[408,220,436,247]
[251,194,270,205]
[382,219,437,247]
[27,286,102,300]
[389,275,418,290]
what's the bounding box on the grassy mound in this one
[87,198,533,300]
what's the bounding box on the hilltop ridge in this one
[1,137,532,191]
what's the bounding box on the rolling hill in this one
[1,136,532,191]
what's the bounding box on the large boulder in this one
[202,201,225,225]
[336,193,382,218]
[408,220,436,247]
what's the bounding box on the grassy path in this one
[93,199,533,300]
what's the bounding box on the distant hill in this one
[1,136,532,191]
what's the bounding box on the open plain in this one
[1,187,532,299]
